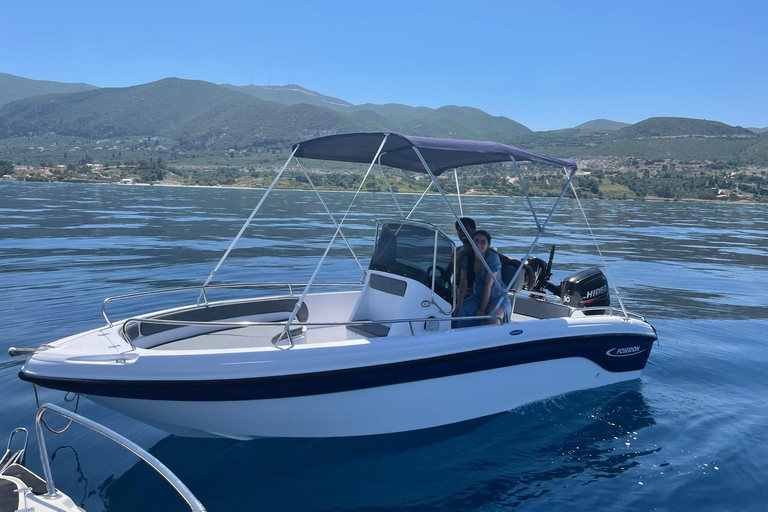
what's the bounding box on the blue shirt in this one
[461,250,505,303]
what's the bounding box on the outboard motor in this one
[525,246,610,314]
[549,267,610,311]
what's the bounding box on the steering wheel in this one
[426,265,450,287]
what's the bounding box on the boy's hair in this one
[455,217,476,232]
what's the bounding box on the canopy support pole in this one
[279,134,390,346]
[489,166,578,317]
[510,157,541,231]
[199,145,299,300]
[565,169,628,318]
[377,158,404,218]
[296,158,366,276]
[454,169,464,217]
[412,148,503,298]
[405,181,433,219]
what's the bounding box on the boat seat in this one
[0,463,48,512]
[0,478,19,512]
[1,464,47,495]
[126,297,309,341]
[346,322,391,338]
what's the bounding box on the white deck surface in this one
[156,312,537,351]
[157,324,354,350]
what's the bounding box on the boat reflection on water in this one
[99,382,655,512]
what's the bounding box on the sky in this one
[1,0,766,131]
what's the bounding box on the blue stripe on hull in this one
[20,333,656,401]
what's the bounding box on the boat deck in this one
[156,324,355,350]
[154,311,538,351]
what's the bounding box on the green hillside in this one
[349,104,532,140]
[346,109,394,131]
[0,79,532,148]
[593,136,760,161]
[575,119,630,131]
[0,73,97,107]
[506,127,766,163]
[187,102,381,149]
[0,78,258,138]
[222,84,353,110]
[739,132,768,164]
[617,117,755,138]
[0,78,379,148]
[398,106,526,141]
[0,76,766,171]
[348,103,436,124]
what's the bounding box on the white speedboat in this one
[15,133,657,439]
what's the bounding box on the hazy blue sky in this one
[2,0,766,131]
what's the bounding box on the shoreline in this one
[1,178,764,205]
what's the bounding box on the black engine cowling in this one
[549,267,610,310]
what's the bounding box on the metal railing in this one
[511,289,641,320]
[102,281,363,327]
[104,280,647,350]
[35,403,206,511]
[569,306,646,321]
[115,289,647,349]
[1,428,28,474]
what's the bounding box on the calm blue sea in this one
[1,181,767,511]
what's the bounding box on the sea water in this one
[1,181,766,511]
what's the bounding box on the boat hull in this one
[87,356,641,438]
[21,321,655,438]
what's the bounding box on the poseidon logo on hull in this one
[605,346,645,357]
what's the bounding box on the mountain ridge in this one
[0,77,534,146]
[221,83,354,110]
[2,73,764,139]
[575,119,630,131]
[616,117,754,138]
[0,74,766,165]
[0,73,97,108]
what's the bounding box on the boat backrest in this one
[497,252,526,292]
[513,295,570,319]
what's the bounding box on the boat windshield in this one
[369,220,454,303]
